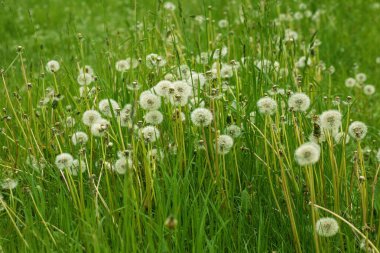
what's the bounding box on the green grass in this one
[0,0,380,252]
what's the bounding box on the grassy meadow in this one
[0,0,380,252]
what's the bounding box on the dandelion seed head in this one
[1,178,18,190]
[139,92,161,111]
[334,132,350,144]
[114,157,132,174]
[72,131,89,145]
[315,217,339,237]
[154,80,172,97]
[225,125,242,138]
[295,142,321,166]
[257,97,278,115]
[98,99,120,117]
[191,108,213,127]
[348,121,368,140]
[46,60,60,73]
[144,110,163,125]
[82,110,102,126]
[140,126,160,143]
[216,134,234,155]
[320,110,342,130]
[70,159,87,176]
[55,153,74,170]
[345,77,356,88]
[356,73,367,83]
[77,72,93,86]
[363,84,375,96]
[288,92,311,112]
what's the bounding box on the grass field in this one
[0,0,380,252]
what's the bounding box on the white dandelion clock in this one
[72,131,89,145]
[225,125,242,138]
[216,135,234,155]
[315,217,339,237]
[171,80,192,97]
[154,80,172,97]
[320,110,342,131]
[146,53,166,68]
[91,119,109,137]
[355,73,367,83]
[348,121,368,140]
[345,77,356,88]
[115,60,130,72]
[77,72,93,86]
[70,159,87,176]
[288,92,310,112]
[257,97,277,115]
[163,2,176,11]
[114,157,132,174]
[218,19,229,28]
[46,60,60,73]
[1,178,18,190]
[139,92,161,111]
[140,126,160,143]
[295,142,321,166]
[144,110,163,125]
[191,108,213,127]
[98,99,120,117]
[334,132,350,144]
[119,104,133,127]
[363,85,375,96]
[55,153,74,170]
[82,110,102,126]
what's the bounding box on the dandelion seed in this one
[79,65,94,75]
[139,92,161,111]
[153,80,172,97]
[144,110,164,125]
[218,19,229,28]
[163,2,176,11]
[164,215,178,229]
[194,15,205,25]
[72,131,89,145]
[147,148,164,163]
[295,142,321,166]
[70,159,87,176]
[114,157,132,174]
[146,53,166,68]
[284,29,298,42]
[77,72,93,86]
[363,85,375,96]
[315,217,339,237]
[79,86,96,97]
[65,116,76,128]
[213,46,228,60]
[191,108,213,127]
[46,60,60,73]
[348,121,367,140]
[216,134,234,155]
[115,60,130,72]
[171,80,192,97]
[334,132,350,144]
[345,77,356,88]
[140,126,160,143]
[55,153,74,170]
[320,110,342,131]
[225,125,242,138]
[196,52,210,65]
[98,99,120,117]
[187,72,206,89]
[90,119,109,137]
[119,104,133,127]
[1,178,18,190]
[288,92,310,112]
[355,73,367,83]
[82,110,102,126]
[257,97,277,115]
